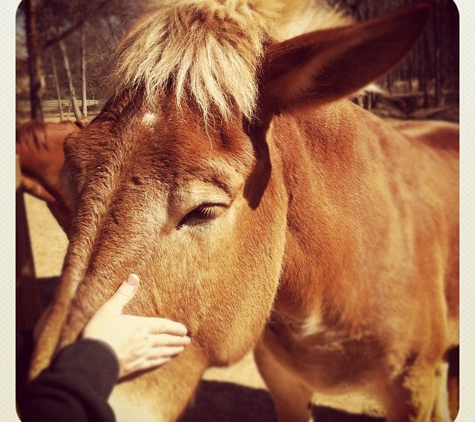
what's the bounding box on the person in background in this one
[17,273,191,422]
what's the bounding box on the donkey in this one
[16,120,85,232]
[29,1,459,421]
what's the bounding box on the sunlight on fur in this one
[109,0,350,122]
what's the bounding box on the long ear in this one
[261,2,431,112]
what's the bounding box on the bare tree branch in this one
[43,0,112,49]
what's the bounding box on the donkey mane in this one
[109,0,350,121]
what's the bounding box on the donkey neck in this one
[269,100,390,328]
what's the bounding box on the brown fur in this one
[15,120,84,233]
[29,2,458,422]
[109,0,350,121]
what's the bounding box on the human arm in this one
[19,339,120,422]
[18,274,190,422]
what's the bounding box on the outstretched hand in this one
[82,274,190,378]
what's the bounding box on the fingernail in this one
[126,273,140,286]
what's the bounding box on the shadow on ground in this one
[179,380,385,422]
[38,276,60,307]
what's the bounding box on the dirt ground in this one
[23,194,385,422]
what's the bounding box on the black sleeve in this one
[19,339,120,422]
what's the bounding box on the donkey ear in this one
[261,3,431,111]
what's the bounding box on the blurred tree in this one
[325,0,459,111]
[50,51,64,121]
[17,0,459,121]
[23,0,44,121]
[17,0,140,121]
[59,39,82,120]
[80,26,87,117]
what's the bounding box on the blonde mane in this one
[110,0,350,121]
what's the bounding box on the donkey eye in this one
[177,204,226,229]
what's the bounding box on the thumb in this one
[102,273,140,314]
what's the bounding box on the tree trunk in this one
[419,32,430,108]
[407,58,413,92]
[59,40,83,121]
[81,27,88,118]
[24,0,44,121]
[433,0,443,106]
[50,53,65,122]
[386,74,392,95]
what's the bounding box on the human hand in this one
[82,274,190,378]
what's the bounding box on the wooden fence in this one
[17,99,100,110]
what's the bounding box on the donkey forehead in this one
[64,104,255,196]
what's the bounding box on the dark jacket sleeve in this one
[19,339,120,422]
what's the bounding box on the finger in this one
[118,316,188,336]
[102,274,140,314]
[151,334,191,347]
[134,357,172,372]
[147,318,188,336]
[149,345,186,359]
[119,356,172,379]
[147,357,172,368]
